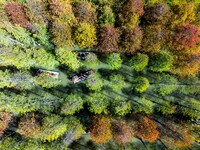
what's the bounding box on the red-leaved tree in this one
[5,2,30,29]
[175,23,200,50]
[134,116,159,143]
[97,25,121,53]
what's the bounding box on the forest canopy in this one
[0,0,200,149]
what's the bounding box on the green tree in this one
[179,98,200,119]
[0,90,63,115]
[133,97,153,114]
[60,94,84,115]
[34,115,84,142]
[130,53,149,72]
[74,22,97,49]
[56,48,82,70]
[153,74,178,96]
[109,74,126,91]
[149,51,174,72]
[86,74,103,91]
[134,77,149,93]
[107,53,122,70]
[112,96,131,116]
[0,46,58,69]
[98,6,115,26]
[35,72,61,88]
[87,93,109,114]
[32,24,53,50]
[156,101,176,115]
[0,70,36,90]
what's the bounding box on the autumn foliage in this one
[143,3,171,25]
[122,27,143,54]
[158,119,193,149]
[97,25,120,53]
[0,112,12,136]
[135,116,159,142]
[112,118,134,145]
[174,23,200,50]
[17,113,41,138]
[119,0,144,29]
[5,2,30,28]
[90,116,112,143]
[73,1,97,24]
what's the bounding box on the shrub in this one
[97,26,121,53]
[130,53,149,71]
[134,77,149,93]
[107,53,122,70]
[74,22,97,49]
[133,97,153,114]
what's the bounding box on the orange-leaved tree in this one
[0,112,12,136]
[17,113,41,138]
[134,116,159,143]
[90,116,112,143]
